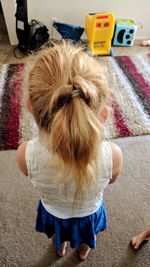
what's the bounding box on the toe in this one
[134,243,139,250]
[131,238,140,250]
[131,238,136,246]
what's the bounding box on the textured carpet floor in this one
[0,135,150,267]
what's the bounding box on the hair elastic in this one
[71,89,80,97]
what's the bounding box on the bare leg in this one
[131,229,150,250]
[78,243,91,260]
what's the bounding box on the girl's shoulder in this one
[101,141,112,155]
[108,142,123,183]
[25,138,51,176]
[99,141,112,179]
[17,138,50,177]
[26,137,49,155]
[101,141,122,171]
[17,141,28,176]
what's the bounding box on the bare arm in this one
[17,142,28,176]
[109,142,123,184]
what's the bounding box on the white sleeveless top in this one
[25,138,112,219]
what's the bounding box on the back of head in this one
[28,41,110,203]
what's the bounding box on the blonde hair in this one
[28,41,110,203]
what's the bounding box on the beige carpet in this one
[0,135,150,267]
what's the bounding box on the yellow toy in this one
[85,12,115,56]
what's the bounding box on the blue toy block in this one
[113,18,137,46]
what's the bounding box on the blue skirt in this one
[36,200,107,251]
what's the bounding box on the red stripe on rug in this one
[5,64,24,149]
[112,101,132,137]
[116,56,150,101]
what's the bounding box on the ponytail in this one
[45,81,104,202]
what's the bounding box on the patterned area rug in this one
[100,54,150,138]
[0,64,24,150]
[0,54,150,150]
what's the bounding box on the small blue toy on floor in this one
[113,18,137,46]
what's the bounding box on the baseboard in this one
[135,36,150,40]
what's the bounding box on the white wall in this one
[1,0,17,45]
[28,0,150,40]
[1,0,150,45]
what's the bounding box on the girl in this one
[17,42,123,260]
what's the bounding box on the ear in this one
[99,106,109,123]
[26,97,33,113]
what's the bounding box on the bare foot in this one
[78,243,91,260]
[51,236,67,257]
[57,242,67,257]
[131,229,150,250]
